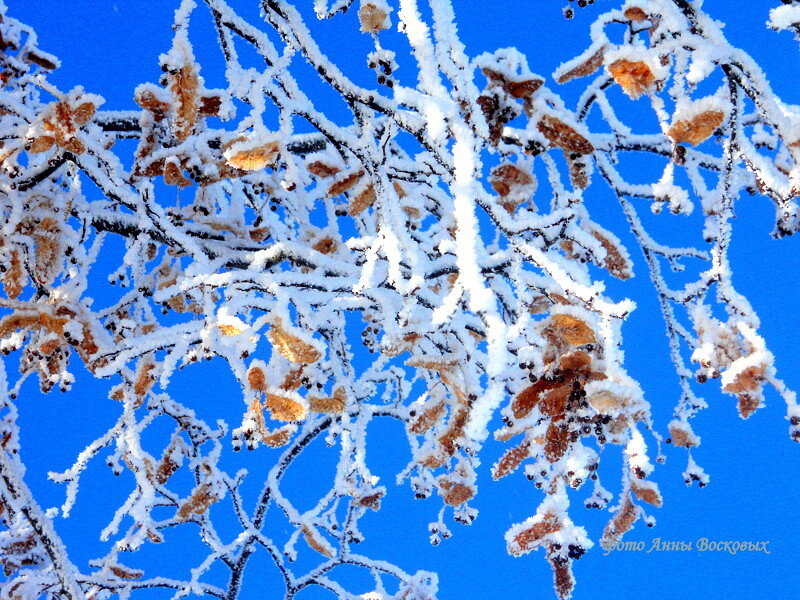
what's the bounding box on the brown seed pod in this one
[544,421,570,462]
[632,480,663,507]
[600,496,638,550]
[155,441,182,485]
[508,512,561,556]
[441,482,474,507]
[567,153,590,189]
[550,555,575,600]
[302,525,335,557]
[668,421,698,448]
[492,440,531,480]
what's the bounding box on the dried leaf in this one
[72,102,96,126]
[3,249,24,299]
[268,320,320,364]
[608,59,656,99]
[164,161,192,187]
[490,163,533,196]
[59,137,86,155]
[537,115,594,154]
[546,314,596,346]
[225,140,280,171]
[27,135,55,154]
[308,386,346,414]
[217,324,243,336]
[109,564,144,580]
[349,184,377,216]
[359,2,390,33]
[134,88,171,121]
[177,483,219,521]
[737,394,761,419]
[512,377,562,419]
[307,160,340,178]
[624,6,649,22]
[540,385,570,418]
[556,44,606,84]
[591,226,633,279]
[312,236,337,254]
[302,525,335,557]
[587,388,631,413]
[262,424,295,447]
[483,67,543,99]
[724,363,766,395]
[667,110,725,146]
[355,490,384,511]
[327,170,364,197]
[133,361,156,399]
[406,356,459,372]
[409,402,446,434]
[668,421,698,448]
[559,350,592,372]
[168,62,200,142]
[265,391,307,421]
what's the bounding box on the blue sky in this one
[10,1,800,599]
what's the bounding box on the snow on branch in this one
[0,1,797,599]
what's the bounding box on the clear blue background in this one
[9,1,800,599]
